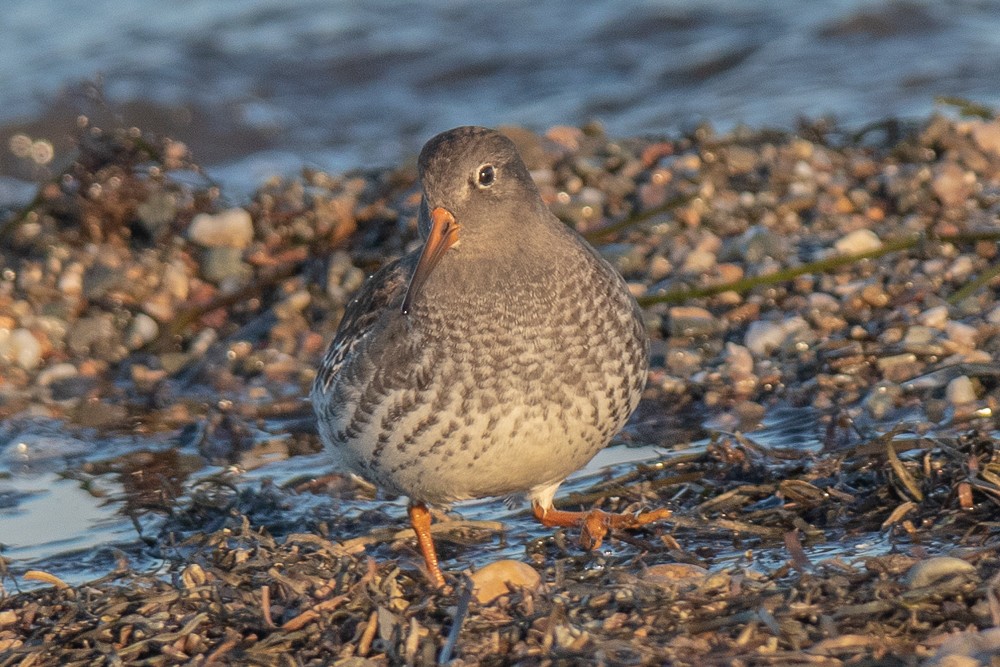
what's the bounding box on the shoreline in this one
[2,112,1000,664]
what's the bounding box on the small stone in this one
[927,627,1000,667]
[470,560,541,604]
[947,255,975,282]
[126,313,159,350]
[946,376,977,405]
[876,353,920,382]
[902,325,937,347]
[932,163,973,207]
[200,247,252,284]
[326,251,366,304]
[918,305,950,329]
[57,262,84,296]
[600,243,646,275]
[864,381,902,420]
[971,119,1000,157]
[834,229,882,256]
[860,284,889,308]
[668,306,720,338]
[136,191,178,236]
[720,226,787,263]
[0,328,43,370]
[188,208,254,249]
[723,342,754,377]
[945,321,977,349]
[904,556,976,589]
[642,563,709,584]
[745,317,811,356]
[744,321,785,356]
[647,255,672,281]
[67,315,116,356]
[36,362,78,387]
[681,248,716,273]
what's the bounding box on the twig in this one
[439,575,474,664]
[636,230,1000,308]
[339,519,505,551]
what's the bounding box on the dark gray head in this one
[401,126,551,314]
[416,126,545,239]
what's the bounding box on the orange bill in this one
[401,207,460,315]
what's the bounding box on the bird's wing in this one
[313,254,413,394]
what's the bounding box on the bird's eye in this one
[476,164,496,188]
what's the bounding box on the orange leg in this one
[532,502,672,550]
[408,502,447,589]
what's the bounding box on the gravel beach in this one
[2,111,1000,665]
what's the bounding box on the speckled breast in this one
[314,252,648,505]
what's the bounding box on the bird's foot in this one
[532,502,672,550]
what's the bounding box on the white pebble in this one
[945,321,978,349]
[905,556,976,589]
[0,328,42,369]
[918,305,950,329]
[36,362,79,386]
[902,325,936,347]
[745,315,812,356]
[681,248,717,273]
[723,342,754,377]
[744,321,786,356]
[127,313,160,350]
[946,376,977,405]
[188,208,254,249]
[834,229,882,256]
[57,262,85,295]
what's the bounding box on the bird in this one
[312,126,669,588]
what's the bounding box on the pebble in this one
[918,305,950,329]
[136,191,178,236]
[743,316,810,357]
[834,229,882,255]
[642,563,709,584]
[200,247,252,284]
[932,163,972,207]
[126,313,160,350]
[325,251,366,304]
[926,627,1000,667]
[744,321,786,356]
[188,208,255,249]
[876,353,919,381]
[723,342,755,377]
[904,556,976,589]
[67,315,116,356]
[647,255,672,281]
[864,381,902,420]
[35,362,79,387]
[0,328,43,369]
[945,376,977,405]
[721,226,787,263]
[945,321,978,350]
[668,306,720,338]
[600,243,646,275]
[469,560,542,604]
[902,325,936,348]
[970,119,1000,157]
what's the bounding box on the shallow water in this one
[0,401,900,590]
[3,0,999,201]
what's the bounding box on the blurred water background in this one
[2,0,999,204]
